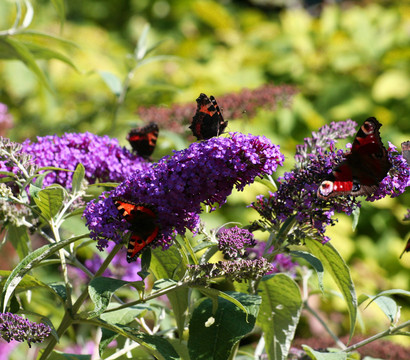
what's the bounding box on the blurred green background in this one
[0,0,409,344]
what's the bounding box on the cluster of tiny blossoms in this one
[217,226,256,259]
[187,227,298,283]
[0,312,51,348]
[251,119,410,245]
[186,258,274,284]
[84,133,284,251]
[22,132,150,188]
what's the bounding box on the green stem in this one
[343,320,410,353]
[103,281,186,314]
[304,300,347,350]
[39,243,122,359]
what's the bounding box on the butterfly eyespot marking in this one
[318,180,334,197]
[361,120,376,135]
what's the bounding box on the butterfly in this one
[189,93,228,140]
[113,197,159,263]
[127,122,159,158]
[317,117,392,199]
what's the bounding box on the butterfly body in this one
[114,197,159,262]
[189,93,228,140]
[127,122,159,158]
[317,117,391,199]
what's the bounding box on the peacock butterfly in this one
[127,122,159,158]
[317,117,391,199]
[113,197,159,263]
[189,93,228,140]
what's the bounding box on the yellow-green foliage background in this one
[0,0,409,339]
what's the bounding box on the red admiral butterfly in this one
[113,197,159,263]
[189,93,228,140]
[127,122,159,158]
[317,117,391,199]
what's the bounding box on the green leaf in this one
[0,37,52,90]
[305,239,357,341]
[1,235,82,312]
[151,246,188,338]
[88,277,130,318]
[100,304,151,325]
[135,24,150,60]
[71,163,85,194]
[199,287,249,316]
[351,207,360,231]
[360,289,410,306]
[198,244,219,264]
[48,351,91,360]
[291,250,324,293]
[255,177,278,192]
[358,291,408,323]
[51,0,65,27]
[0,270,46,293]
[188,291,260,360]
[257,274,302,360]
[99,328,118,357]
[6,224,30,260]
[48,282,67,302]
[103,323,180,360]
[33,186,65,220]
[20,41,77,71]
[302,345,348,360]
[98,71,122,97]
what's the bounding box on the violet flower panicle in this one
[0,313,51,348]
[84,133,284,257]
[22,132,150,188]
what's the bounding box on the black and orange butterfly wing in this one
[127,123,159,157]
[318,117,391,199]
[189,93,228,140]
[114,198,159,262]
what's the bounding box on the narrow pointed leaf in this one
[1,235,81,312]
[291,250,324,292]
[98,71,122,97]
[305,238,357,341]
[71,163,85,194]
[1,37,52,90]
[257,274,302,360]
[302,345,348,360]
[6,224,30,260]
[33,186,64,219]
[136,24,150,60]
[151,246,188,338]
[88,277,133,318]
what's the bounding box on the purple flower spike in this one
[22,132,150,188]
[84,133,284,252]
[217,226,256,259]
[0,312,51,348]
[366,142,410,201]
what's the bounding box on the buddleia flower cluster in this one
[187,227,298,284]
[0,312,51,348]
[251,119,410,247]
[21,132,151,188]
[84,133,284,252]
